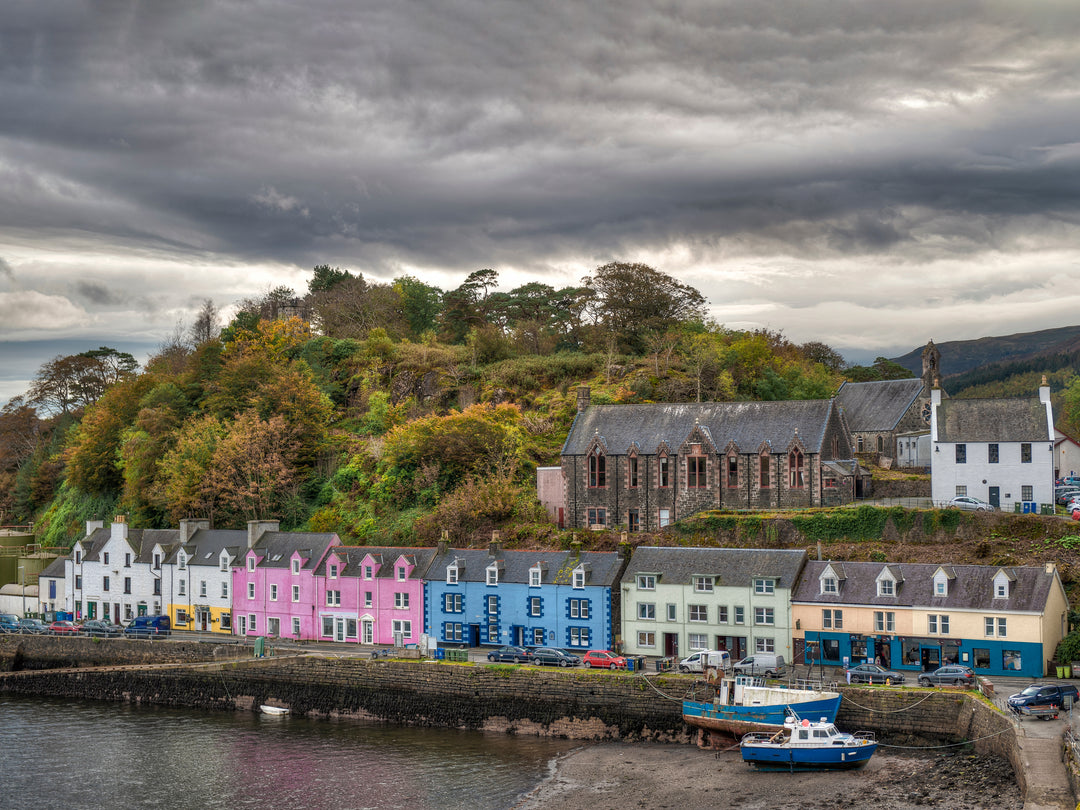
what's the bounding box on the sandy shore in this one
[515,741,1022,810]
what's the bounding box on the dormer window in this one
[637,574,656,590]
[573,566,586,589]
[329,564,338,579]
[220,555,229,572]
[486,564,500,586]
[247,556,255,572]
[821,576,837,594]
[75,550,82,564]
[878,578,895,597]
[397,566,407,581]
[693,576,713,593]
[152,553,160,569]
[447,563,460,585]
[529,566,542,587]
[291,559,300,575]
[932,569,951,597]
[364,565,373,580]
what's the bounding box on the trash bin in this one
[626,657,636,673]
[1057,666,1066,678]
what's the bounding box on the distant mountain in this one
[890,325,1080,379]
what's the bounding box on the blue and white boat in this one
[740,715,877,770]
[683,675,842,747]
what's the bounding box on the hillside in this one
[890,325,1080,380]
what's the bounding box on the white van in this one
[678,649,731,674]
[732,653,786,677]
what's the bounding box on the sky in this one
[2,1,1079,407]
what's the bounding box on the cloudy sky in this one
[3,1,1079,405]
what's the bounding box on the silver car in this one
[949,496,994,512]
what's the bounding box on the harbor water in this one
[0,695,580,810]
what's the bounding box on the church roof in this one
[835,378,925,432]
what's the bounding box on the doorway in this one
[920,647,940,672]
[334,617,347,642]
[989,486,1000,508]
[664,633,679,658]
[362,619,373,645]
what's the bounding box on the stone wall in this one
[0,635,249,671]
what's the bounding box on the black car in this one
[17,618,50,635]
[845,663,905,684]
[531,647,581,668]
[80,619,122,638]
[486,645,533,664]
[917,665,975,687]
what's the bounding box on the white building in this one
[930,380,1055,512]
[37,557,66,615]
[1054,429,1080,482]
[165,520,243,634]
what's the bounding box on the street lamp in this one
[17,566,26,618]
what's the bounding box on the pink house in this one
[231,520,342,639]
[312,546,436,645]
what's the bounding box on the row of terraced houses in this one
[36,517,1067,679]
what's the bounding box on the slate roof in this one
[835,379,925,432]
[562,400,839,456]
[40,557,67,578]
[248,531,340,570]
[936,396,1051,443]
[168,529,247,568]
[76,527,178,563]
[425,548,625,588]
[324,546,438,579]
[793,560,1057,613]
[621,547,807,589]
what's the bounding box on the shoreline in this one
[515,740,1022,810]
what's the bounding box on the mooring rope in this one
[840,691,937,713]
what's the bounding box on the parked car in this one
[582,650,627,670]
[486,645,533,664]
[1056,489,1080,505]
[917,665,975,687]
[47,620,81,635]
[123,615,172,638]
[80,619,122,638]
[531,647,581,667]
[17,618,50,635]
[949,496,995,512]
[0,613,20,633]
[845,663,905,684]
[678,649,732,674]
[1007,683,1079,712]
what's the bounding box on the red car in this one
[48,620,81,635]
[582,650,627,670]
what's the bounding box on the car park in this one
[582,650,627,669]
[531,647,581,667]
[917,665,975,687]
[845,663,905,684]
[486,645,533,663]
[47,620,81,635]
[80,619,122,638]
[949,496,995,512]
[17,618,50,635]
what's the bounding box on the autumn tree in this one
[28,348,138,415]
[190,299,221,346]
[207,411,301,524]
[118,382,191,524]
[155,414,227,522]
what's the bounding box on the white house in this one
[37,557,67,615]
[930,380,1055,512]
[165,520,243,634]
[1054,429,1080,482]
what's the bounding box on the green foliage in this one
[1056,630,1080,666]
[1054,535,1080,551]
[35,481,117,547]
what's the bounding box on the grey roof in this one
[835,379,925,432]
[793,560,1057,612]
[76,527,178,563]
[167,529,247,567]
[424,548,625,588]
[621,547,808,589]
[937,396,1051,442]
[40,557,67,578]
[249,531,340,570]
[324,546,438,580]
[562,400,839,456]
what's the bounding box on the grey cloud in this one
[74,281,123,306]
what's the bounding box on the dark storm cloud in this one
[74,281,123,306]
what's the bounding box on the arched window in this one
[688,455,707,488]
[856,436,864,452]
[627,453,639,488]
[877,435,884,453]
[759,451,771,488]
[588,448,606,488]
[726,454,738,488]
[789,449,804,488]
[658,453,670,487]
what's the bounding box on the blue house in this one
[424,541,628,650]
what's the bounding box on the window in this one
[638,631,656,648]
[329,564,338,579]
[874,611,895,632]
[822,609,842,629]
[486,565,499,586]
[689,633,708,650]
[221,582,229,599]
[955,444,966,463]
[717,606,728,623]
[822,577,837,594]
[587,507,607,527]
[247,557,255,572]
[569,599,590,619]
[659,508,670,528]
[249,614,257,632]
[153,553,161,569]
[658,454,670,487]
[693,576,713,593]
[487,595,498,615]
[529,596,542,617]
[688,605,707,622]
[628,455,639,488]
[530,567,542,587]
[628,510,640,532]
[123,577,131,594]
[572,568,585,589]
[928,614,938,633]
[997,617,1007,637]
[199,581,207,598]
[754,578,774,595]
[956,485,968,497]
[734,606,745,625]
[789,449,804,488]
[291,585,299,602]
[445,622,463,642]
[326,590,341,606]
[394,592,409,609]
[179,580,186,596]
[321,617,334,637]
[397,566,407,581]
[988,444,999,463]
[934,579,947,596]
[878,578,895,597]
[393,620,413,640]
[688,456,707,488]
[984,617,994,636]
[75,575,82,590]
[220,557,228,572]
[726,455,738,488]
[445,593,463,613]
[666,603,677,621]
[569,627,590,647]
[755,637,775,653]
[638,603,656,620]
[877,436,884,453]
[75,550,82,565]
[995,581,1008,598]
[637,574,656,590]
[267,618,280,636]
[364,591,373,608]
[1021,443,1032,463]
[364,565,373,580]
[103,553,110,565]
[447,565,459,585]
[220,613,231,630]
[759,452,770,488]
[270,584,278,601]
[532,628,545,646]
[124,553,131,568]
[1003,650,1021,671]
[103,576,110,592]
[754,607,774,625]
[588,448,606,487]
[291,559,300,575]
[292,618,301,637]
[940,615,950,634]
[1022,485,1033,502]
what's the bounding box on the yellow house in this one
[792,560,1068,678]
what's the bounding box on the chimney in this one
[86,520,104,536]
[179,518,210,544]
[488,540,502,557]
[571,540,582,558]
[577,386,591,413]
[1040,375,1051,405]
[111,515,128,542]
[247,519,280,549]
[1046,562,1056,575]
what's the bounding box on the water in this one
[0,696,580,810]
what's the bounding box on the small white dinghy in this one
[260,705,290,716]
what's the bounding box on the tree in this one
[190,299,220,346]
[308,264,354,294]
[800,341,845,372]
[845,357,915,383]
[583,262,707,354]
[1059,376,1080,438]
[394,275,444,339]
[27,348,138,416]
[440,269,500,344]
[207,411,301,523]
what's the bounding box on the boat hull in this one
[683,694,841,737]
[741,741,877,770]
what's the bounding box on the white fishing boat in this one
[740,714,877,770]
[260,704,290,716]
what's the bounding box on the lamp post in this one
[17,566,26,618]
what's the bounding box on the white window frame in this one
[637,574,656,590]
[754,578,775,595]
[637,631,656,648]
[638,602,656,621]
